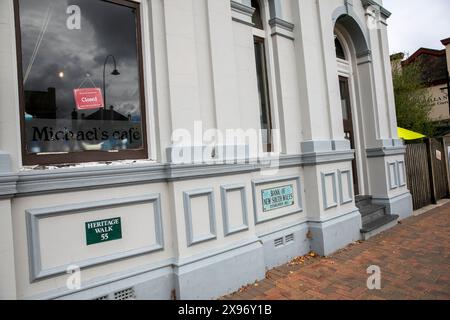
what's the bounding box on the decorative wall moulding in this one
[387,161,399,190]
[230,1,255,27]
[321,172,338,210]
[338,169,354,205]
[183,188,217,247]
[396,160,407,187]
[26,194,164,282]
[4,150,358,197]
[361,0,392,19]
[220,184,249,236]
[268,17,295,32]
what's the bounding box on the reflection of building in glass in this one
[72,106,131,122]
[24,87,56,119]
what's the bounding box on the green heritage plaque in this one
[85,217,122,246]
[262,185,295,212]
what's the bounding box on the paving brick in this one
[222,203,450,300]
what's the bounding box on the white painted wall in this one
[0,199,17,299]
[0,0,22,171]
[0,0,407,299]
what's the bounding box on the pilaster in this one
[0,152,17,299]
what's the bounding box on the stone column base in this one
[309,210,362,256]
[174,240,265,300]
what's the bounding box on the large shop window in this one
[14,0,147,165]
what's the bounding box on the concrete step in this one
[361,214,399,240]
[355,195,372,208]
[360,204,386,225]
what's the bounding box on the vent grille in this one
[285,234,294,243]
[92,287,137,300]
[274,237,284,247]
[114,288,136,300]
[113,288,136,300]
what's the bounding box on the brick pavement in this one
[223,203,450,300]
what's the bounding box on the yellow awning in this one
[398,127,426,140]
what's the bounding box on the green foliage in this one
[393,61,435,137]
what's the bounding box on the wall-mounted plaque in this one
[262,185,294,212]
[85,217,122,246]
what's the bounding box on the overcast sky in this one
[383,0,450,56]
[21,0,141,119]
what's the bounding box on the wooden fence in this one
[405,138,450,210]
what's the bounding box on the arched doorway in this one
[334,30,361,196]
[332,11,374,198]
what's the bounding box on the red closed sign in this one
[73,88,104,110]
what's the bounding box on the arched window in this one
[251,0,264,30]
[335,36,347,60]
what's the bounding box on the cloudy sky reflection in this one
[19,0,141,119]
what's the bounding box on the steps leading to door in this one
[356,196,399,240]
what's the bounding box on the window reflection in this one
[335,37,347,60]
[252,0,264,30]
[18,0,145,158]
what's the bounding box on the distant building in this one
[24,87,56,119]
[83,106,131,122]
[391,38,450,136]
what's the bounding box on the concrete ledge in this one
[0,153,16,199]
[361,218,398,241]
[174,241,265,300]
[302,150,354,166]
[366,146,406,158]
[259,222,310,270]
[0,174,17,199]
[309,210,362,256]
[230,1,255,27]
[372,192,413,220]
[9,150,359,196]
[230,0,255,17]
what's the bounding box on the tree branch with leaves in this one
[393,61,435,137]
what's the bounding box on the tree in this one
[392,61,435,137]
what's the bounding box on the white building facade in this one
[0,0,412,300]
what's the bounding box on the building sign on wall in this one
[25,119,143,154]
[262,185,294,212]
[436,150,442,161]
[85,217,122,246]
[427,85,449,121]
[427,88,448,108]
